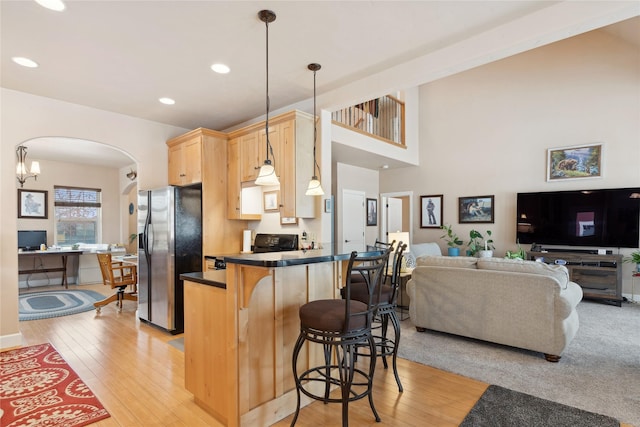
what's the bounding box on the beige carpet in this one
[398,300,640,426]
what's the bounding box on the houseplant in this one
[505,241,526,260]
[440,224,463,256]
[467,229,494,257]
[623,250,640,272]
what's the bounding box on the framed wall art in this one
[366,198,377,226]
[459,195,494,224]
[263,190,279,212]
[18,189,48,219]
[547,143,602,181]
[420,195,443,228]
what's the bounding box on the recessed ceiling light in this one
[381,164,390,169]
[159,97,175,105]
[35,0,66,11]
[211,63,230,74]
[12,57,39,68]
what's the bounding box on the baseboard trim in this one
[0,332,23,350]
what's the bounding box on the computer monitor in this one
[18,230,46,251]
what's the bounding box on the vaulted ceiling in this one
[2,1,638,168]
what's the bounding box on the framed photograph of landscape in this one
[366,198,377,226]
[547,143,603,181]
[459,195,494,224]
[420,195,443,228]
[18,189,48,219]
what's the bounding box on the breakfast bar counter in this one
[181,249,365,427]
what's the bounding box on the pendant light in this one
[255,10,280,186]
[16,145,41,188]
[305,63,324,196]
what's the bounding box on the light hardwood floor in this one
[14,284,629,427]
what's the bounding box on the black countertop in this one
[221,248,385,268]
[188,249,385,288]
[181,270,227,289]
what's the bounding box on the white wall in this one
[335,162,380,248]
[16,158,122,245]
[1,89,188,347]
[381,30,640,294]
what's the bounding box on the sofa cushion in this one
[477,257,569,288]
[416,255,478,269]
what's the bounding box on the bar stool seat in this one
[299,299,368,332]
[291,249,391,427]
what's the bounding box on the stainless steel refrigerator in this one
[137,185,202,334]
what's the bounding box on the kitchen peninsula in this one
[181,249,368,427]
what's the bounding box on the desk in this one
[112,254,138,266]
[18,250,83,289]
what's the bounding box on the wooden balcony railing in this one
[331,95,405,146]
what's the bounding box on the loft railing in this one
[331,95,405,146]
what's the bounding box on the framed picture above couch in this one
[420,195,442,228]
[459,195,494,224]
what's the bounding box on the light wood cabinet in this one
[167,128,248,257]
[227,138,261,220]
[227,111,316,220]
[239,131,261,182]
[168,136,202,185]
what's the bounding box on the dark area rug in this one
[460,385,619,427]
[19,289,105,321]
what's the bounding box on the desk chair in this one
[94,253,138,313]
[291,248,392,427]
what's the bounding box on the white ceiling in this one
[2,1,638,170]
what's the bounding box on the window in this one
[54,186,102,245]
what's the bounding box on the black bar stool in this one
[291,248,392,427]
[349,242,407,392]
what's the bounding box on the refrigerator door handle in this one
[148,223,154,255]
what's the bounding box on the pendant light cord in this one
[265,16,273,165]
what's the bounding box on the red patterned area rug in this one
[0,343,110,427]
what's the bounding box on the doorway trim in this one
[380,191,414,244]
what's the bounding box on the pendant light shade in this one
[305,63,324,196]
[255,10,280,187]
[16,145,41,188]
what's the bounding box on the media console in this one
[528,250,623,307]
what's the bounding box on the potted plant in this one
[505,240,526,260]
[623,250,640,272]
[440,224,463,256]
[467,229,494,258]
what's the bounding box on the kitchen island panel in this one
[183,280,229,425]
[185,258,343,427]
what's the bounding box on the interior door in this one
[341,189,365,253]
[383,197,404,241]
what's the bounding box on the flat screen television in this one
[516,187,640,249]
[18,230,47,251]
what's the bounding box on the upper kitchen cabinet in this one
[227,110,315,220]
[167,128,247,256]
[227,137,261,220]
[279,112,315,218]
[167,130,206,185]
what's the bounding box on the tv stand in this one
[528,250,622,307]
[539,247,612,255]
